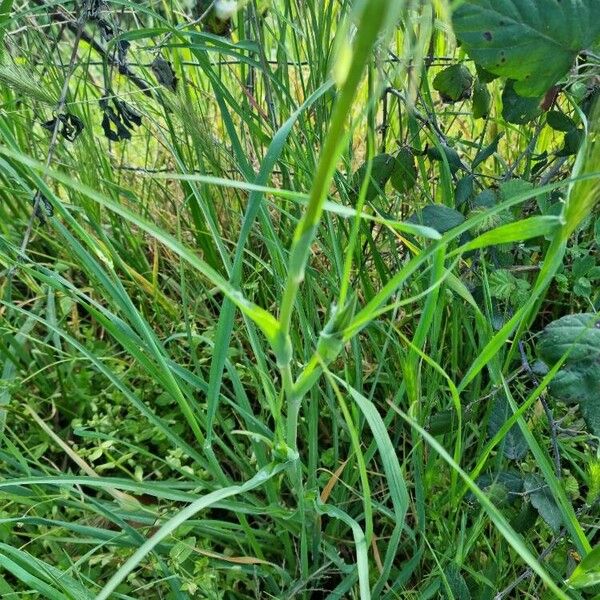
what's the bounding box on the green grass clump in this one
[0,0,599,598]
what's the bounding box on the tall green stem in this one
[279,0,406,450]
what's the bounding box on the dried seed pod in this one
[99,97,142,142]
[32,192,53,224]
[41,113,84,142]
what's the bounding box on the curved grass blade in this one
[95,460,292,600]
[391,408,572,600]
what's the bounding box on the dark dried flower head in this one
[117,39,131,73]
[99,96,142,142]
[32,191,53,224]
[41,113,84,142]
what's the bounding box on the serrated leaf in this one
[473,188,496,208]
[433,64,473,103]
[475,471,523,506]
[443,563,471,600]
[472,79,491,119]
[548,363,600,408]
[453,0,600,97]
[455,175,474,206]
[499,178,533,202]
[538,313,600,438]
[488,392,528,460]
[408,204,465,233]
[573,277,592,298]
[502,80,541,124]
[390,148,418,194]
[525,475,563,533]
[573,256,595,279]
[537,313,600,364]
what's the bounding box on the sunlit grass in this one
[0,0,599,598]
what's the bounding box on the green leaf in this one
[537,314,600,437]
[488,392,528,461]
[408,205,465,233]
[443,563,471,600]
[394,408,572,600]
[473,188,496,208]
[455,175,474,206]
[433,64,473,103]
[557,128,584,157]
[499,178,534,203]
[453,0,600,97]
[472,79,491,119]
[548,364,600,427]
[458,216,561,253]
[568,546,600,589]
[502,80,541,124]
[95,461,292,600]
[0,0,13,52]
[546,110,576,133]
[573,255,596,279]
[390,148,418,194]
[0,543,93,599]
[169,537,196,564]
[475,471,523,507]
[426,145,465,174]
[475,63,498,84]
[525,475,562,533]
[573,276,592,298]
[511,502,538,534]
[537,313,600,364]
[473,133,504,169]
[351,153,397,201]
[580,397,600,439]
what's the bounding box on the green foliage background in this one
[0,0,599,598]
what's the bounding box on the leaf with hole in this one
[453,0,600,97]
